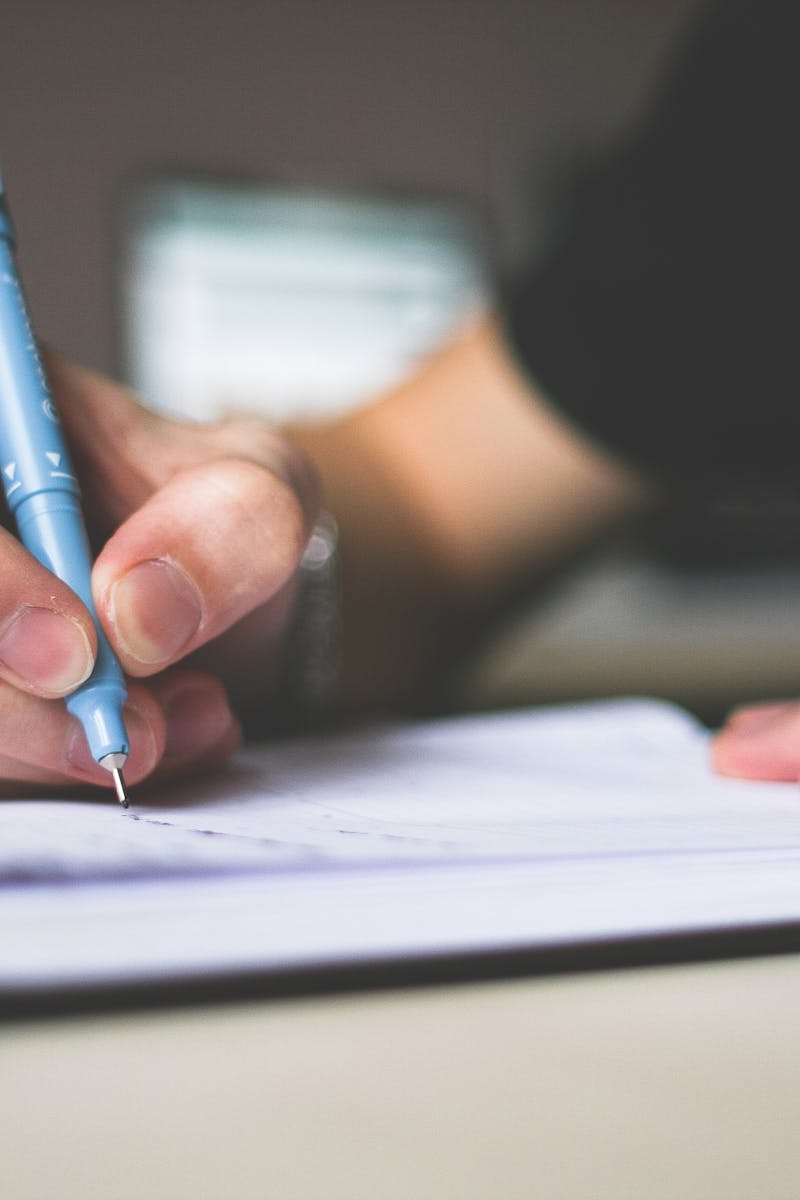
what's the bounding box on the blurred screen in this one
[119,178,488,424]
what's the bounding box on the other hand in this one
[712,702,800,782]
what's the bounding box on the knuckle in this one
[209,420,320,525]
[201,458,309,581]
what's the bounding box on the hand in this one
[712,703,800,782]
[0,352,319,794]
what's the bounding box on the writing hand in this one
[0,352,318,793]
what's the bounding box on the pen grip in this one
[16,491,129,760]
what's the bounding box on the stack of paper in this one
[2,699,800,1000]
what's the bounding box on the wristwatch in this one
[283,510,340,718]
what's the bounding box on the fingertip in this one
[0,606,96,698]
[711,706,800,782]
[156,719,242,783]
[64,684,167,789]
[122,690,169,783]
[709,732,743,778]
[151,670,240,772]
[719,702,793,737]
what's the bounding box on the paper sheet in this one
[3,698,800,995]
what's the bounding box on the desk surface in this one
[3,954,800,1199]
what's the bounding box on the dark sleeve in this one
[503,0,800,497]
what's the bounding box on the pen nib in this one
[99,751,130,809]
[112,767,129,809]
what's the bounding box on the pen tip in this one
[112,767,129,809]
[99,751,130,808]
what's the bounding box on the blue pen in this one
[0,168,130,806]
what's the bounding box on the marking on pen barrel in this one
[41,397,59,423]
[45,451,76,481]
[3,461,20,495]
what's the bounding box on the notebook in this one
[3,698,800,1005]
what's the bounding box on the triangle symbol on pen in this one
[46,452,61,467]
[4,462,15,480]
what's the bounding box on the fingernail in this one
[161,680,238,767]
[66,706,160,777]
[0,607,94,696]
[109,560,203,667]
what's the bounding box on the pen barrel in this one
[0,212,128,764]
[0,238,78,513]
[14,491,129,762]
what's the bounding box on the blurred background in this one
[5,0,800,723]
[0,0,696,371]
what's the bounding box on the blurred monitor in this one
[118,178,489,424]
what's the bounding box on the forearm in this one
[286,318,652,711]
